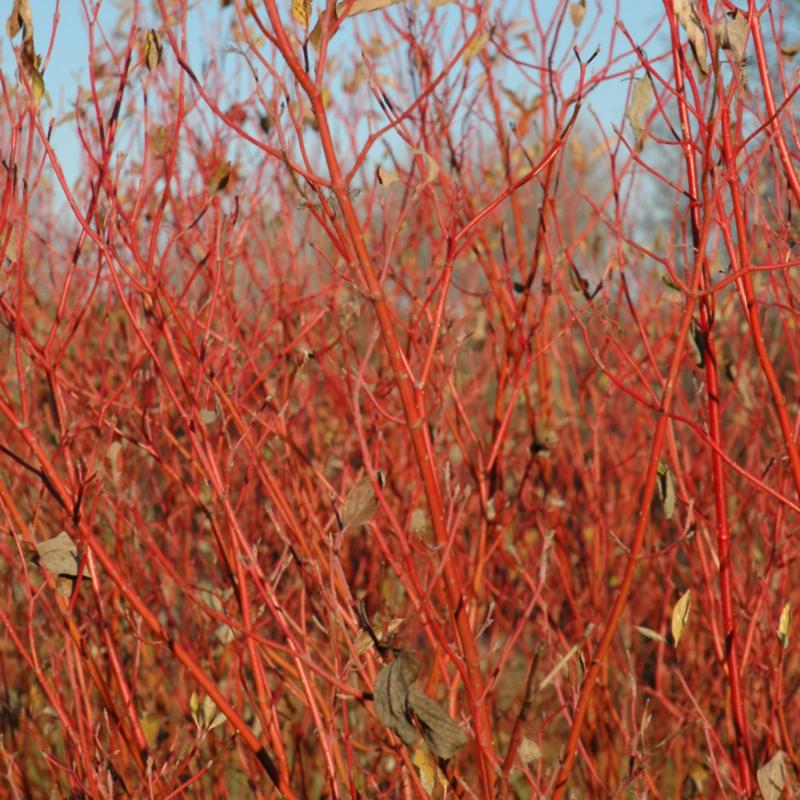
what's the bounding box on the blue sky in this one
[1,1,660,192]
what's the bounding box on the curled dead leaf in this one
[673,0,708,76]
[374,650,420,748]
[374,650,470,759]
[407,688,470,759]
[377,165,400,186]
[714,10,748,65]
[6,0,33,43]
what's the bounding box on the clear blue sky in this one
[1,1,660,192]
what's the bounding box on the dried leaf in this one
[410,508,430,535]
[671,589,691,647]
[190,691,226,733]
[374,650,469,760]
[292,0,312,30]
[377,164,400,186]
[656,462,676,520]
[33,531,84,598]
[35,531,81,579]
[215,623,235,645]
[7,0,39,103]
[462,31,489,64]
[781,43,800,60]
[199,408,217,424]
[757,751,786,800]
[411,742,447,796]
[202,695,226,731]
[140,712,162,749]
[355,617,401,654]
[309,0,402,49]
[689,320,706,367]
[341,472,382,531]
[626,76,653,151]
[341,0,402,15]
[407,688,470,759]
[374,651,421,748]
[635,625,667,644]
[106,440,123,485]
[776,602,791,650]
[207,161,232,194]
[518,737,541,764]
[569,0,586,27]
[412,149,440,196]
[30,68,45,104]
[144,29,163,71]
[683,762,710,794]
[673,0,708,75]
[714,10,747,64]
[6,0,33,41]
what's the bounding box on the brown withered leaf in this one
[341,471,383,531]
[781,43,800,61]
[626,76,654,151]
[377,164,400,186]
[7,0,39,96]
[374,650,420,748]
[673,0,708,76]
[714,10,747,65]
[757,751,786,800]
[373,650,470,760]
[6,0,33,42]
[32,531,85,597]
[207,161,232,194]
[309,0,402,49]
[569,0,586,27]
[407,688,470,759]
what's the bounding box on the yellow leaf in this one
[140,713,162,749]
[776,602,791,650]
[463,31,489,64]
[207,161,232,194]
[292,0,312,30]
[671,589,691,647]
[635,625,667,644]
[144,29,163,71]
[412,742,446,796]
